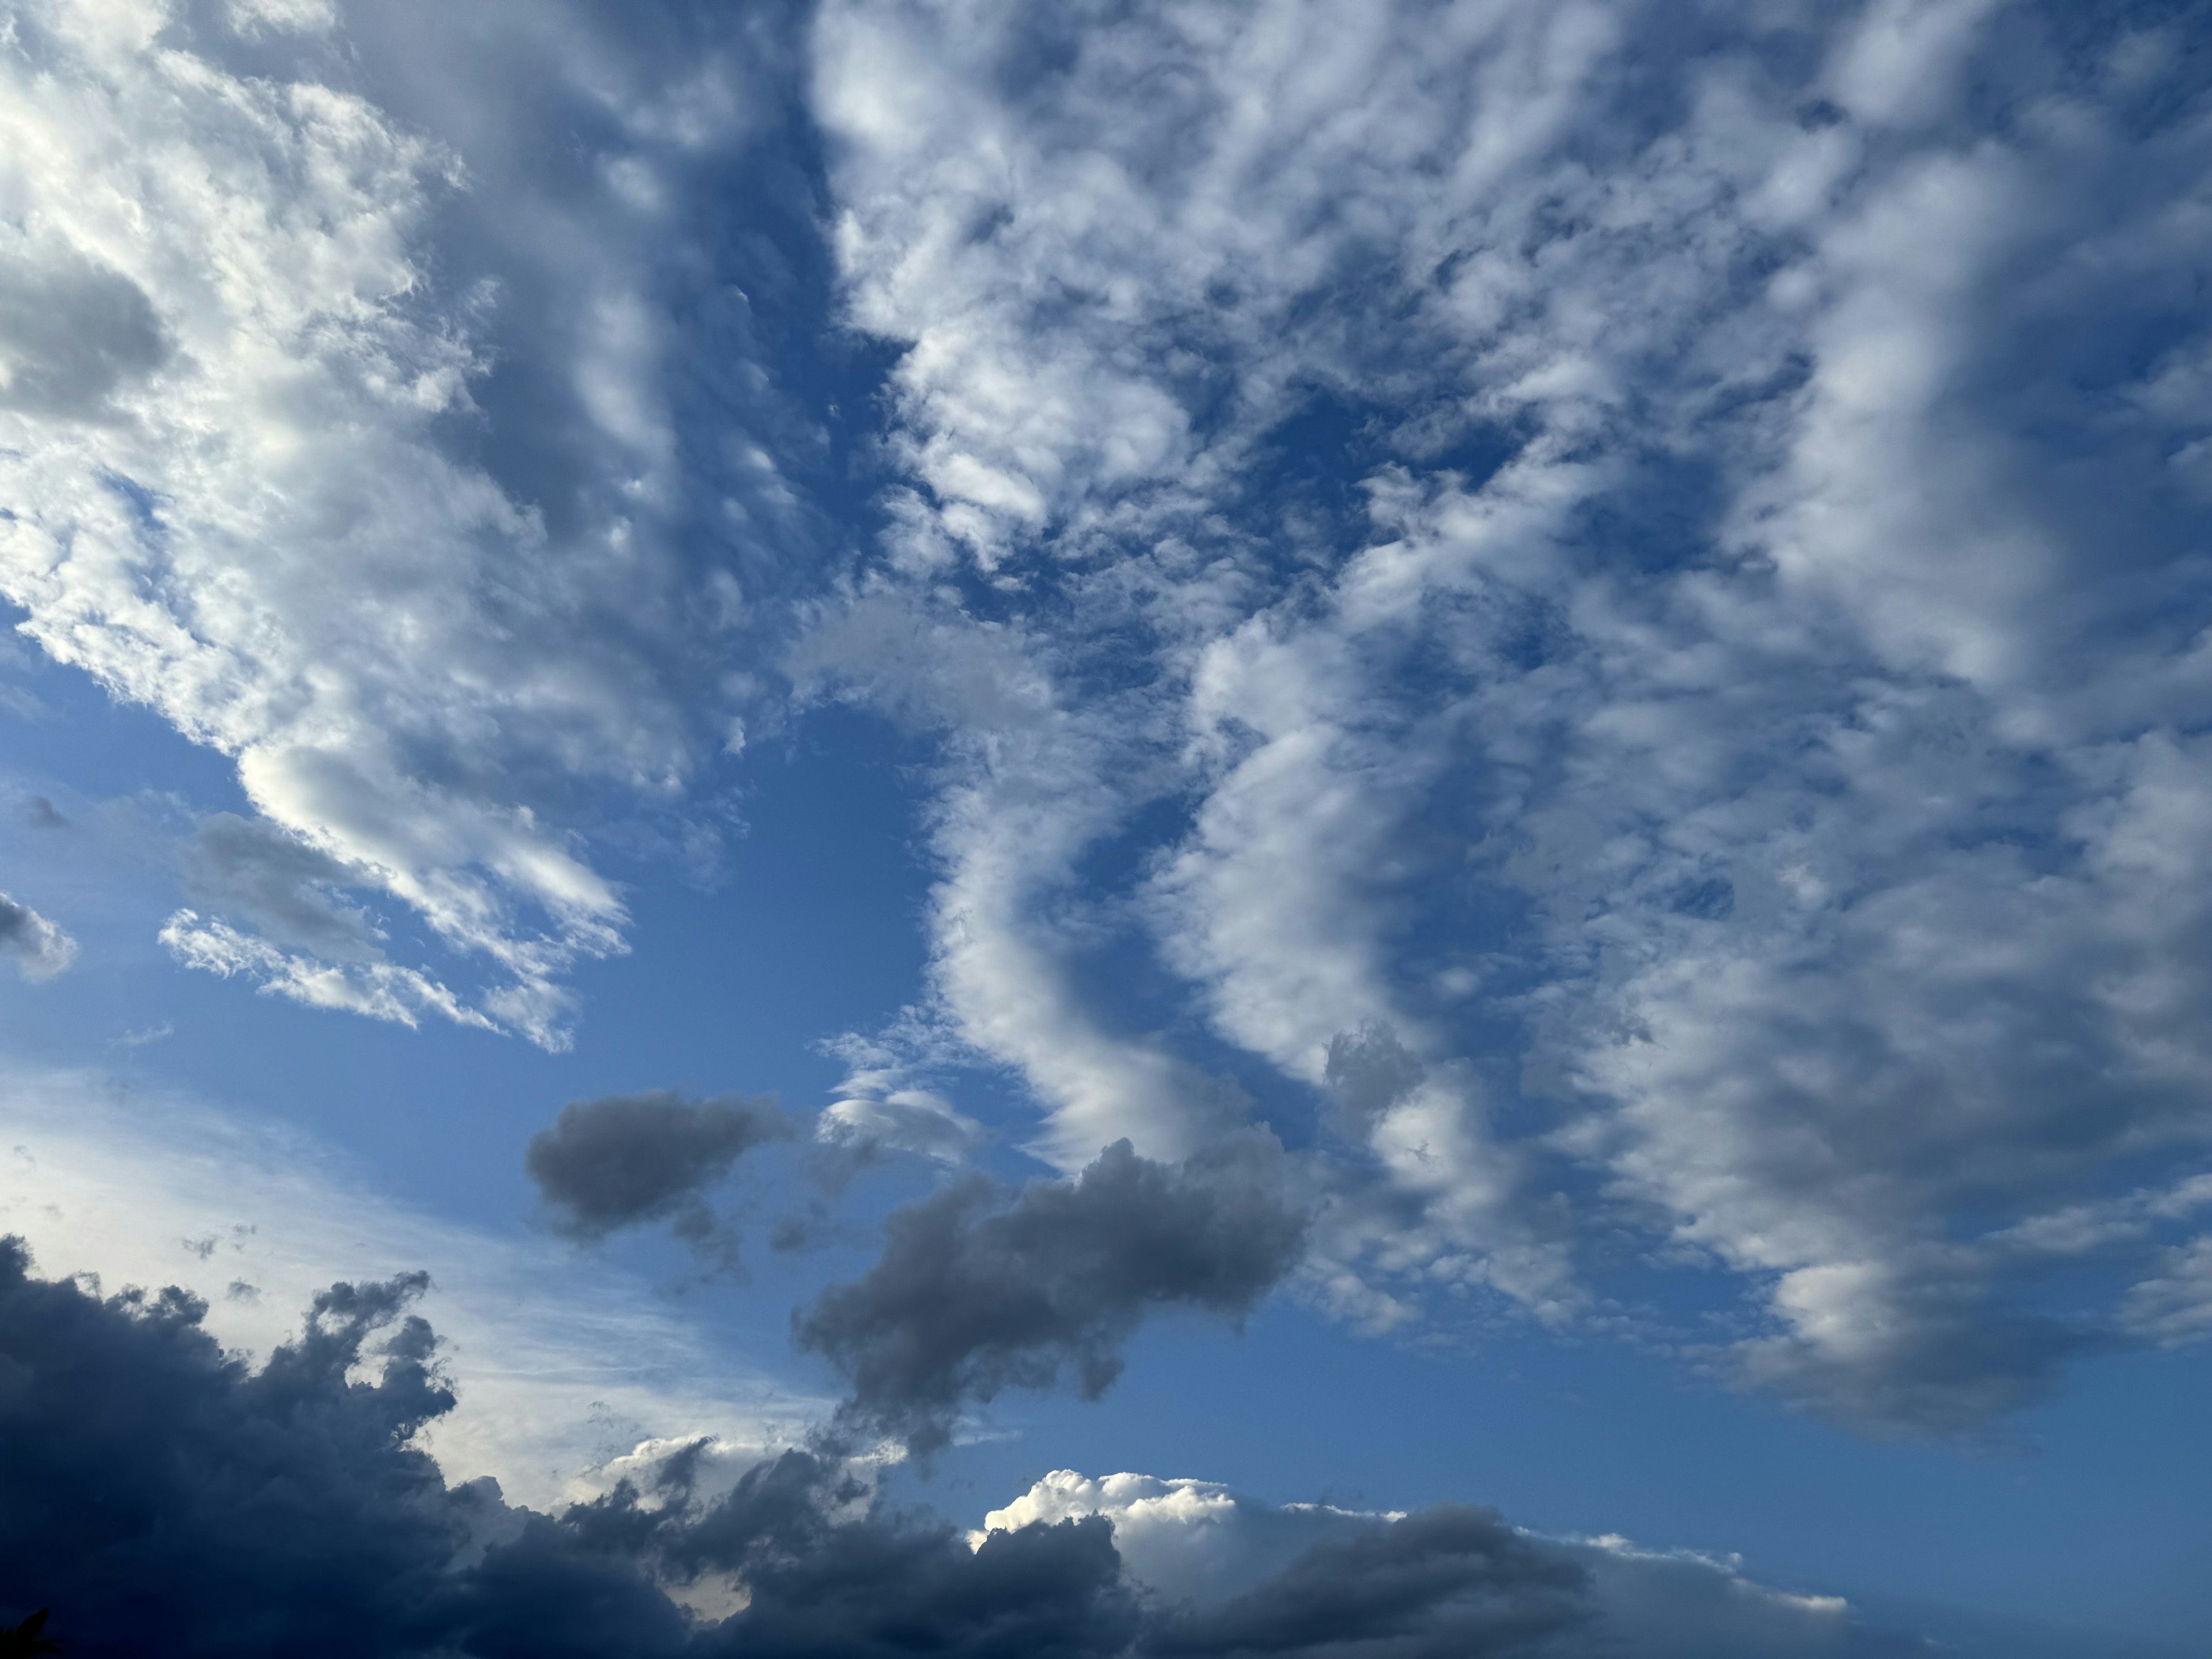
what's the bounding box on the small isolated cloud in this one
[796,1132,1309,1455]
[525,1090,790,1270]
[818,1089,986,1166]
[0,892,75,982]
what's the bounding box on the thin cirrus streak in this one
[796,0,2212,1432]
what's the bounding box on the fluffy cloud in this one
[525,1090,791,1270]
[796,1132,1309,1454]
[799,0,2212,1432]
[0,0,818,1046]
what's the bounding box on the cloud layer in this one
[797,0,2212,1431]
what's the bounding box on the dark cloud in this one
[0,1236,1134,1658]
[21,797,65,830]
[795,1132,1309,1455]
[525,1091,790,1269]
[0,1237,1941,1657]
[1153,1506,1588,1659]
[0,1238,475,1657]
[0,893,74,981]
[179,813,382,963]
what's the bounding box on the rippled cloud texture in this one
[797,0,2212,1434]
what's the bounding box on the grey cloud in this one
[0,1234,1136,1659]
[0,893,76,982]
[1323,1025,1426,1131]
[990,1469,1934,1659]
[0,1236,1942,1658]
[21,797,65,831]
[179,814,383,964]
[1152,1506,1588,1659]
[795,1132,1309,1455]
[525,1090,790,1268]
[0,248,172,421]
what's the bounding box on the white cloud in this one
[977,1467,1911,1655]
[0,0,799,1047]
[803,0,2212,1433]
[0,1066,822,1509]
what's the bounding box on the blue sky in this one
[1,1,2210,1653]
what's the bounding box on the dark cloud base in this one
[0,1237,1708,1659]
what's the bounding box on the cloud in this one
[524,1090,791,1270]
[0,892,75,981]
[0,1067,817,1510]
[984,1469,1929,1658]
[0,1236,1945,1657]
[178,813,385,963]
[818,1089,986,1168]
[0,0,827,1047]
[796,1132,1308,1455]
[798,0,2212,1433]
[0,1235,1135,1658]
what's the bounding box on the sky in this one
[0,0,2209,1652]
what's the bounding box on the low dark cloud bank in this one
[525,1092,790,1270]
[0,1235,1741,1659]
[796,1132,1310,1453]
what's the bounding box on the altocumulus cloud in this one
[794,0,2212,1434]
[0,1238,1921,1657]
[0,0,824,1047]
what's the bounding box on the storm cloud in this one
[796,1132,1309,1454]
[0,1236,1925,1657]
[525,1091,791,1269]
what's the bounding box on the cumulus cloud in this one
[984,1469,1925,1658]
[0,891,74,981]
[0,1238,1944,1657]
[525,1090,791,1270]
[796,1132,1309,1454]
[0,1237,1139,1658]
[798,0,2212,1433]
